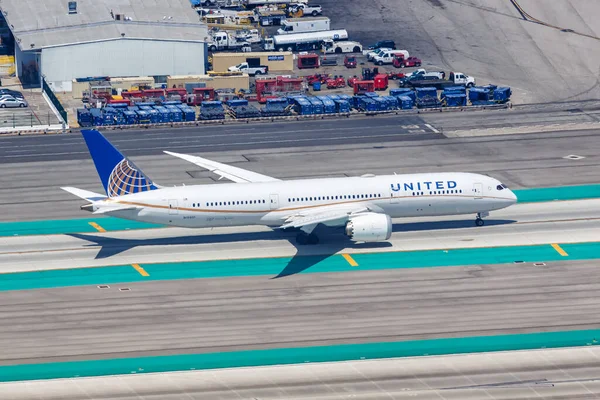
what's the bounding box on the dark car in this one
[368,40,396,50]
[0,89,24,99]
[344,55,357,68]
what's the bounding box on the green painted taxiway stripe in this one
[1,242,599,292]
[0,217,162,237]
[0,184,597,237]
[514,184,600,203]
[0,329,598,383]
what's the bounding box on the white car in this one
[366,47,391,61]
[0,95,27,108]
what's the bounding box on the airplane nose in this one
[509,190,517,204]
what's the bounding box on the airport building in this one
[0,0,209,91]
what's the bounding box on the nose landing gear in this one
[475,212,489,226]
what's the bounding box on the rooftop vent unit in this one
[68,1,77,15]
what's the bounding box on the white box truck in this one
[276,17,330,34]
[263,29,348,52]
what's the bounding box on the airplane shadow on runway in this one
[68,218,516,278]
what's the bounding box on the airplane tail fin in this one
[81,129,159,198]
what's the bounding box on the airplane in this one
[61,130,517,245]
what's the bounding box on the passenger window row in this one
[412,190,463,196]
[191,200,266,207]
[287,194,382,202]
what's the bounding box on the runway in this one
[3,346,600,399]
[0,198,598,368]
[0,199,598,272]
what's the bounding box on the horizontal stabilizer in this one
[61,187,107,202]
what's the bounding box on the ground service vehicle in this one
[404,71,476,89]
[367,40,396,50]
[276,16,329,34]
[228,62,268,75]
[372,49,409,65]
[288,3,322,17]
[393,55,421,68]
[322,40,362,54]
[366,47,390,61]
[264,29,348,51]
[344,55,357,68]
[245,0,308,7]
[208,32,251,51]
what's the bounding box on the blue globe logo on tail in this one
[107,159,157,197]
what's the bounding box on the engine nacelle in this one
[344,213,392,242]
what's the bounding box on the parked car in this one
[367,40,396,50]
[344,55,357,68]
[393,55,422,68]
[0,95,28,108]
[0,89,24,99]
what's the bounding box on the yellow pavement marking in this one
[88,222,106,232]
[341,253,359,267]
[132,264,150,277]
[551,243,569,257]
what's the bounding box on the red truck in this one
[393,55,422,68]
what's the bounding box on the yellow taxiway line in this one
[341,253,359,267]
[88,222,106,233]
[551,243,569,257]
[132,264,150,277]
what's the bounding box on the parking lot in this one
[0,89,61,130]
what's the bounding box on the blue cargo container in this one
[415,87,438,99]
[327,94,341,101]
[135,110,151,124]
[382,96,399,110]
[364,92,378,98]
[166,105,183,122]
[226,99,249,107]
[443,86,466,96]
[312,81,321,91]
[371,97,388,111]
[308,97,324,114]
[390,88,414,98]
[333,99,350,113]
[357,97,378,112]
[317,96,336,113]
[398,96,414,110]
[291,97,313,115]
[147,108,161,123]
[493,87,511,103]
[122,110,138,125]
[444,93,467,107]
[180,106,196,121]
[163,101,182,106]
[89,108,103,126]
[109,102,129,109]
[77,108,92,127]
[136,102,156,108]
[153,106,170,123]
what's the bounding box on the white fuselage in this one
[103,172,517,228]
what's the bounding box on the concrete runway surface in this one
[1,123,600,221]
[0,199,598,272]
[2,346,600,400]
[1,259,599,366]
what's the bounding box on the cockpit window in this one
[496,185,504,190]
[502,184,508,188]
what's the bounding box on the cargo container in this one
[297,53,320,69]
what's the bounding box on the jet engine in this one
[344,213,392,242]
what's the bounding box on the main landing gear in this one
[475,211,489,226]
[296,232,319,245]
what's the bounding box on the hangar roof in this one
[1,0,208,50]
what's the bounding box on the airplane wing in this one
[280,204,370,230]
[61,187,107,201]
[164,151,280,183]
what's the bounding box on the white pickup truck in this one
[372,49,410,65]
[228,62,269,76]
[289,3,322,16]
